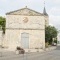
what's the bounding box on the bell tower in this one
[43,1,49,27]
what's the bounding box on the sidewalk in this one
[0,46,57,57]
[45,46,57,51]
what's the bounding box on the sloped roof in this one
[43,7,48,16]
[6,7,43,16]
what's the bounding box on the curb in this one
[45,46,57,51]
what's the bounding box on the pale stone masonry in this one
[2,6,49,51]
[0,30,3,46]
[57,31,60,45]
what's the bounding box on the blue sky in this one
[0,0,60,30]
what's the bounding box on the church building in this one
[2,6,49,52]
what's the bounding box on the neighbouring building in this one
[0,30,3,46]
[2,6,49,52]
[57,31,60,45]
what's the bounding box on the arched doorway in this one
[21,32,29,48]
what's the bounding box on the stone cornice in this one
[6,28,45,30]
[6,7,44,16]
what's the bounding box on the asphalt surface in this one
[0,46,60,60]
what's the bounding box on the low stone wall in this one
[24,49,44,52]
[45,46,57,51]
[0,30,3,46]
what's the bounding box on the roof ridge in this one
[6,7,44,16]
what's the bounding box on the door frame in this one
[21,32,29,49]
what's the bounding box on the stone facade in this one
[0,30,3,46]
[4,29,45,51]
[57,31,60,44]
[44,16,49,27]
[3,7,49,51]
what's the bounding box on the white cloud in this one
[49,15,60,30]
[0,0,7,2]
[53,0,60,4]
[47,0,60,4]
[49,7,60,16]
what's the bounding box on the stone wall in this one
[0,30,3,46]
[6,15,45,29]
[3,29,45,51]
[3,15,45,51]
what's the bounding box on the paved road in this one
[0,46,60,60]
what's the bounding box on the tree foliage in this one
[0,16,6,34]
[45,26,58,45]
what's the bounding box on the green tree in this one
[45,26,58,45]
[0,16,6,34]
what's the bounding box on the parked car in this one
[52,43,57,46]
